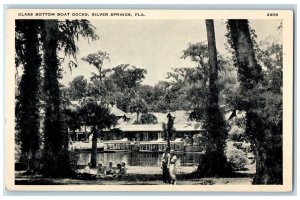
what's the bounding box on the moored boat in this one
[69,141,104,152]
[103,139,132,152]
[139,138,184,153]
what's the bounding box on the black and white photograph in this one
[5,9,293,191]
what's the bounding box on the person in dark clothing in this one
[161,148,171,184]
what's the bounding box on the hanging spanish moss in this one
[226,19,282,184]
[15,20,43,173]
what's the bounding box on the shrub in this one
[226,148,248,171]
[228,125,245,142]
[40,149,79,178]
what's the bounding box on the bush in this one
[226,148,247,171]
[40,149,79,178]
[228,125,245,142]
[230,131,244,142]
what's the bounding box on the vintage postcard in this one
[5,9,293,192]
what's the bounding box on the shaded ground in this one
[15,164,255,185]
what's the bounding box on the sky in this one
[60,19,282,86]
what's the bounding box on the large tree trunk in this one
[198,20,228,177]
[90,127,98,168]
[206,20,219,106]
[227,20,262,90]
[228,20,282,184]
[43,20,63,153]
[15,20,41,172]
[246,111,283,184]
[41,20,73,178]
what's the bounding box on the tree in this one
[86,64,147,109]
[181,42,209,86]
[140,113,158,124]
[180,22,229,176]
[15,20,43,172]
[196,20,228,176]
[181,43,211,114]
[129,96,148,124]
[110,64,147,90]
[63,108,82,136]
[40,20,98,177]
[227,20,282,184]
[41,20,69,177]
[79,101,117,167]
[68,75,88,100]
[82,50,110,81]
[226,20,262,89]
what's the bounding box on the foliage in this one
[80,100,117,130]
[79,100,117,167]
[226,19,283,184]
[129,96,149,123]
[228,116,247,142]
[226,20,262,90]
[40,19,98,177]
[110,64,147,90]
[82,50,109,81]
[15,20,43,171]
[186,20,229,177]
[63,107,82,133]
[57,20,99,67]
[229,126,245,142]
[181,42,209,86]
[226,148,248,171]
[83,64,148,112]
[15,18,284,182]
[198,105,229,176]
[15,19,98,176]
[140,113,158,124]
[39,149,78,178]
[73,50,235,114]
[67,75,88,100]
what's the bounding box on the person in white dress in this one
[169,150,177,185]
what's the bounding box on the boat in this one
[103,138,132,152]
[69,141,104,152]
[138,138,185,153]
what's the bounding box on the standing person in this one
[169,150,177,185]
[161,147,170,184]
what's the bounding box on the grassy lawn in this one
[15,164,255,185]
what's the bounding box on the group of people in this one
[79,149,177,184]
[161,148,177,185]
[80,161,127,179]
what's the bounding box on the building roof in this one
[118,110,196,125]
[69,101,126,117]
[68,101,203,132]
[115,124,162,132]
[114,123,203,132]
[109,105,126,117]
[174,123,202,131]
[224,110,246,120]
